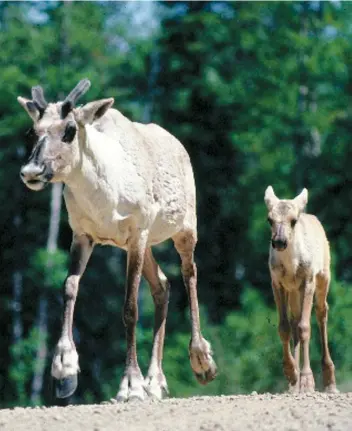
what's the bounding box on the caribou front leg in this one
[298,279,315,392]
[173,231,217,385]
[116,231,148,402]
[272,283,298,392]
[51,234,93,398]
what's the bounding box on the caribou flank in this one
[264,186,337,393]
[18,79,217,401]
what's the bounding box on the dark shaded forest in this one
[1,1,352,407]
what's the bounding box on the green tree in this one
[2,0,352,407]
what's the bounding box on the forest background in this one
[1,0,352,407]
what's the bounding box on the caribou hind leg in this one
[173,230,217,384]
[51,234,94,398]
[142,247,170,399]
[116,231,148,402]
[315,273,337,393]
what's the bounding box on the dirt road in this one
[0,392,351,431]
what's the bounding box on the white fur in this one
[19,91,201,398]
[266,186,328,292]
[64,109,195,248]
[51,337,79,380]
[269,217,327,291]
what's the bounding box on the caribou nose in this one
[20,164,45,182]
[272,239,288,251]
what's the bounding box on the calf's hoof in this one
[284,362,299,387]
[55,374,78,399]
[300,372,315,393]
[325,384,339,394]
[288,380,300,394]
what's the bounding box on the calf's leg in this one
[288,290,302,389]
[316,274,337,393]
[143,247,170,399]
[298,279,315,392]
[173,230,217,385]
[272,282,298,392]
[51,234,94,398]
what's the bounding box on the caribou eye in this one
[267,217,273,226]
[24,128,38,157]
[62,122,76,143]
[291,219,297,228]
[25,128,37,145]
[61,100,73,119]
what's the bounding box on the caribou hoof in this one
[324,384,339,394]
[195,363,217,385]
[189,337,217,385]
[284,361,299,392]
[144,372,169,400]
[55,374,78,399]
[300,371,315,393]
[288,379,300,394]
[116,366,146,402]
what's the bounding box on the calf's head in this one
[264,186,308,251]
[18,79,114,191]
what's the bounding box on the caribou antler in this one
[61,78,91,119]
[31,85,48,116]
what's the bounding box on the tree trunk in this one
[295,2,309,192]
[11,146,26,348]
[142,49,160,123]
[30,183,63,405]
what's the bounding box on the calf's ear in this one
[264,185,279,211]
[294,188,308,212]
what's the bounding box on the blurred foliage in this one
[1,0,352,407]
[28,249,69,290]
[9,328,43,406]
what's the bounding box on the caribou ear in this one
[17,96,40,122]
[264,186,279,211]
[294,188,308,212]
[76,98,114,125]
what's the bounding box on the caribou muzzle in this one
[272,238,288,251]
[271,223,288,251]
[20,163,53,191]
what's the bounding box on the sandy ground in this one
[0,392,351,431]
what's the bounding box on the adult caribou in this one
[18,79,216,401]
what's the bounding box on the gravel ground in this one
[0,392,351,431]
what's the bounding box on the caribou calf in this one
[264,186,337,393]
[18,79,216,401]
